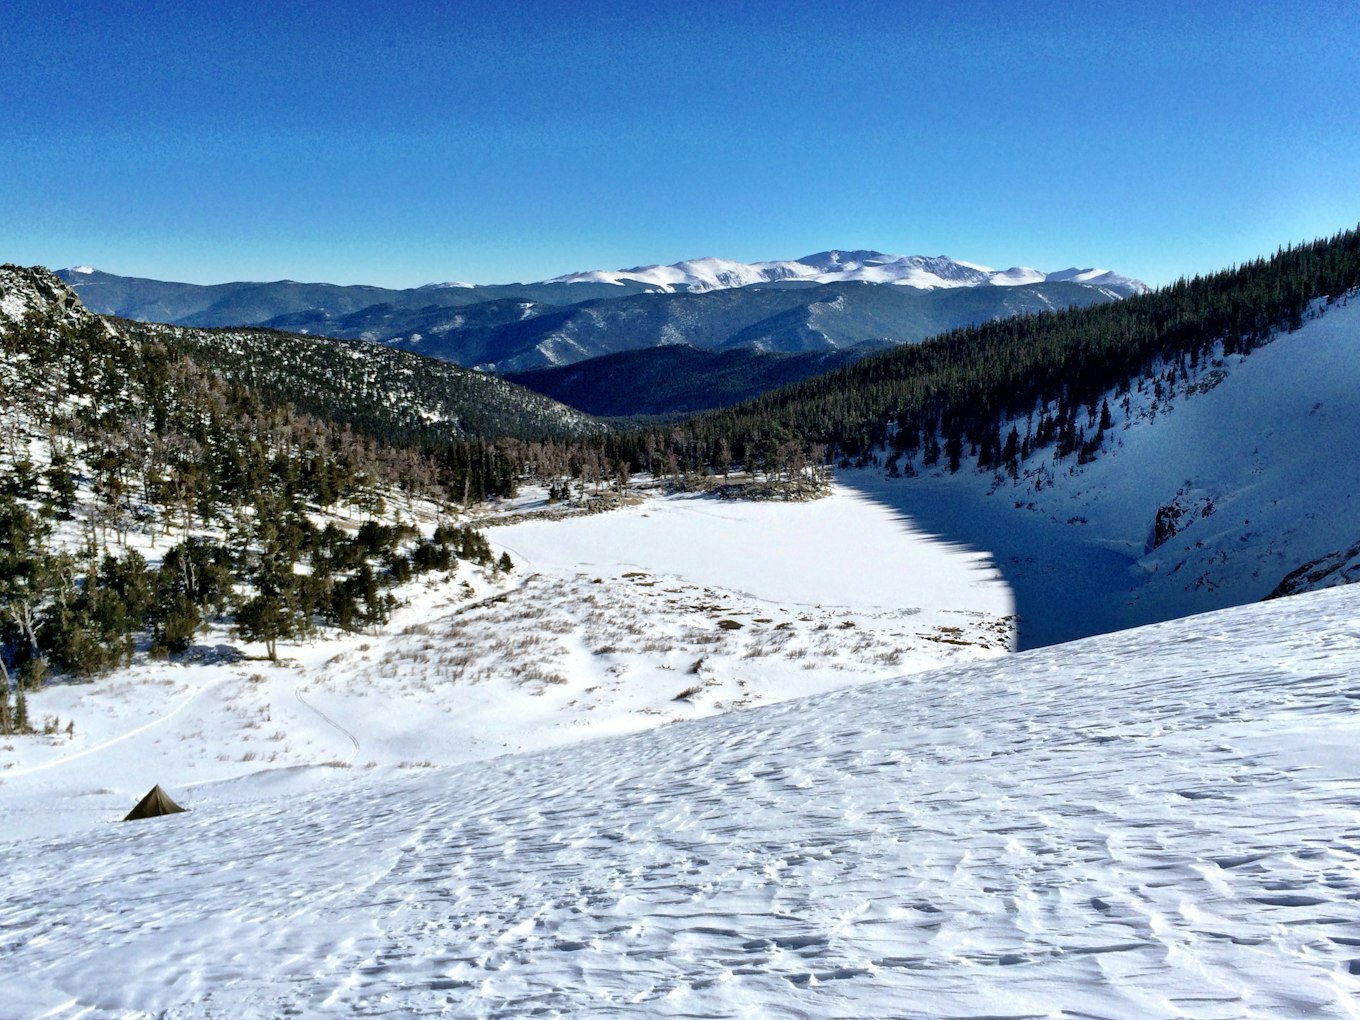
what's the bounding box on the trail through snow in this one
[1,677,226,780]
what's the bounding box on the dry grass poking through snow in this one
[311,566,1015,726]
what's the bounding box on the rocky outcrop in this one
[0,264,102,330]
[1148,488,1216,551]
[1267,542,1360,599]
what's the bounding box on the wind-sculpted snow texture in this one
[6,585,1360,1018]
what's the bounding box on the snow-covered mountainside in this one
[544,249,1149,296]
[845,293,1360,647]
[4,582,1357,1018]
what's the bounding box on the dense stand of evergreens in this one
[134,321,603,445]
[595,228,1360,479]
[0,300,507,731]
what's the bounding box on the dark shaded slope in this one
[506,345,875,416]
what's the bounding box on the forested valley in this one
[3,225,1358,726]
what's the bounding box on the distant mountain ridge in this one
[57,255,1139,376]
[541,249,1148,296]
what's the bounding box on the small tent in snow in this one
[122,785,187,822]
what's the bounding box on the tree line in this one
[598,225,1360,480]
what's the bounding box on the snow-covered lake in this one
[1,484,1013,844]
[494,484,1011,615]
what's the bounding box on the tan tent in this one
[122,784,187,822]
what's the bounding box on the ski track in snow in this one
[294,684,361,767]
[4,586,1359,1018]
[1,677,226,780]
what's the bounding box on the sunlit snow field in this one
[4,581,1359,1018]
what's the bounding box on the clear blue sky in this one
[3,1,1357,288]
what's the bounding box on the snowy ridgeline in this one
[545,250,1147,295]
[4,583,1358,1018]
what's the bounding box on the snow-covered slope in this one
[846,293,1360,647]
[4,583,1358,1018]
[544,249,1149,295]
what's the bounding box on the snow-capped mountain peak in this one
[793,249,894,271]
[1045,266,1149,292]
[544,251,1148,295]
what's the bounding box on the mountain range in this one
[539,249,1147,294]
[57,252,1146,376]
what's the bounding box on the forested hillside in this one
[619,227,1360,478]
[0,267,510,727]
[133,321,603,444]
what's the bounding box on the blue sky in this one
[3,1,1357,288]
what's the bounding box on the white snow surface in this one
[545,250,1150,294]
[4,580,1359,1018]
[0,291,24,322]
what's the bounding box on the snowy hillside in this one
[845,293,1360,647]
[4,582,1358,1018]
[545,249,1149,295]
[0,483,1013,837]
